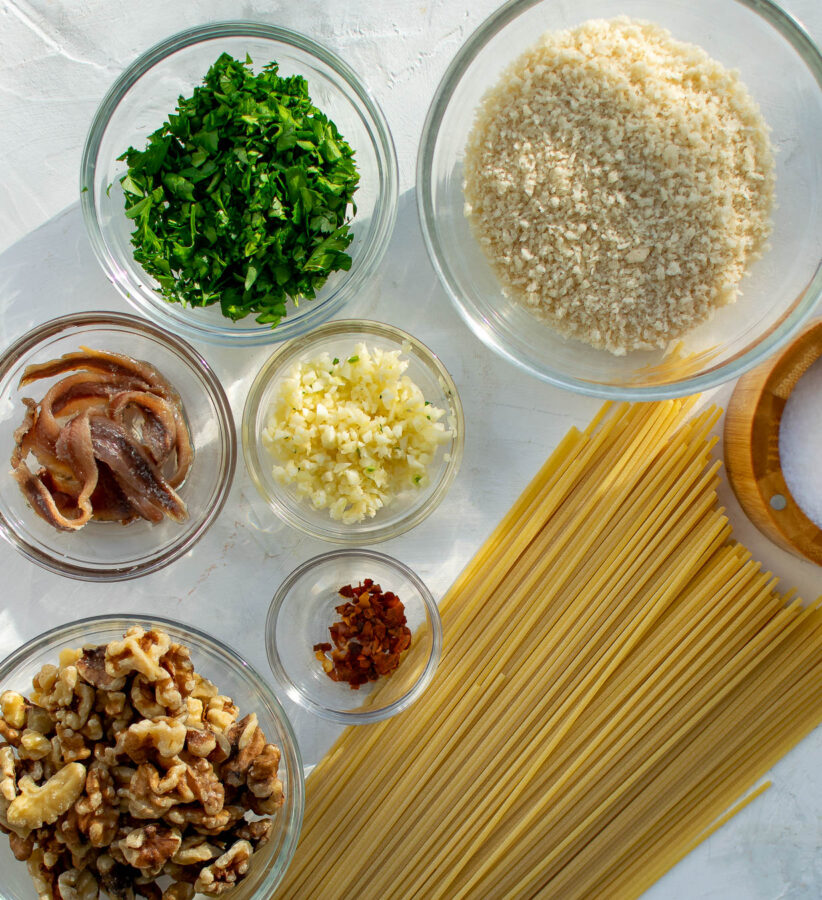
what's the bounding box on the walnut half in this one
[56,868,100,900]
[119,823,182,877]
[6,762,86,832]
[75,761,119,847]
[105,627,172,683]
[193,839,253,896]
[1,690,28,729]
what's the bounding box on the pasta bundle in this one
[279,400,822,899]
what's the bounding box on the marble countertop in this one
[1,1,821,897]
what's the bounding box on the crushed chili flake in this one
[313,579,412,689]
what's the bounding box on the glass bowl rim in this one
[0,612,305,898]
[241,318,466,544]
[416,0,822,400]
[80,20,399,347]
[265,548,444,725]
[0,310,237,581]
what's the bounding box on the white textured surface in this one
[0,1,821,898]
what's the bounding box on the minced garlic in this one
[262,344,453,524]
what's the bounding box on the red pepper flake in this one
[313,579,412,689]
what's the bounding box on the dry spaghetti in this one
[278,401,822,899]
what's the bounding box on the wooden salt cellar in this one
[725,318,822,566]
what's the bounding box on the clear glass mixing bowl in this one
[242,320,464,543]
[418,0,822,399]
[0,312,236,580]
[81,22,398,347]
[0,615,304,900]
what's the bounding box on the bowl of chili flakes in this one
[265,549,442,724]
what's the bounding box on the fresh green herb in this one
[348,355,359,363]
[117,53,359,328]
[413,474,423,484]
[332,357,339,365]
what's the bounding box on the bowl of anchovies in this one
[0,312,236,580]
[81,22,398,346]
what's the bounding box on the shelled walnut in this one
[0,626,284,898]
[194,840,253,895]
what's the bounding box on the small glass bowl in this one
[266,549,442,724]
[242,319,464,544]
[81,21,398,347]
[418,0,822,399]
[0,312,236,580]
[0,615,304,900]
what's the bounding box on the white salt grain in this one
[779,357,822,527]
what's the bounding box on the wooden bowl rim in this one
[728,318,822,565]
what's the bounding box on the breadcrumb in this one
[463,17,775,355]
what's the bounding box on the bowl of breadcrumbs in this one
[418,0,822,398]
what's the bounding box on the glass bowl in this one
[266,549,442,724]
[418,0,822,399]
[0,614,304,900]
[81,21,398,347]
[0,312,236,580]
[242,319,464,544]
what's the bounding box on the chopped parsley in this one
[117,53,359,328]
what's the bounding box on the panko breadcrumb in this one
[463,17,775,355]
[262,344,452,524]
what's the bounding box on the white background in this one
[1,0,821,897]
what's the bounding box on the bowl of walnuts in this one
[0,615,303,899]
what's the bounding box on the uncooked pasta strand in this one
[563,644,822,899]
[491,600,816,900]
[603,782,773,900]
[615,670,822,898]
[457,552,777,897]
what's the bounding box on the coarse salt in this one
[779,357,822,528]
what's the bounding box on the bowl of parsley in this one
[81,22,398,346]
